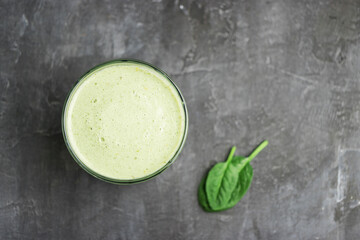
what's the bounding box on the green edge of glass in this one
[61,59,189,185]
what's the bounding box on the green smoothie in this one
[63,61,187,181]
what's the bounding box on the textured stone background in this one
[1,0,360,239]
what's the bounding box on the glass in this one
[61,59,189,184]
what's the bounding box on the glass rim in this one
[61,59,189,184]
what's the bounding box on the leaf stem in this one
[247,140,268,162]
[226,146,237,163]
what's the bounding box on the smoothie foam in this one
[64,62,186,180]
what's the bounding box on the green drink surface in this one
[64,62,186,180]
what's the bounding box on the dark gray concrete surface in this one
[1,0,360,239]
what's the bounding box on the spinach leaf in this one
[198,147,236,212]
[227,157,253,207]
[198,160,253,212]
[199,175,240,212]
[200,140,268,212]
[205,147,241,210]
[198,176,216,212]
